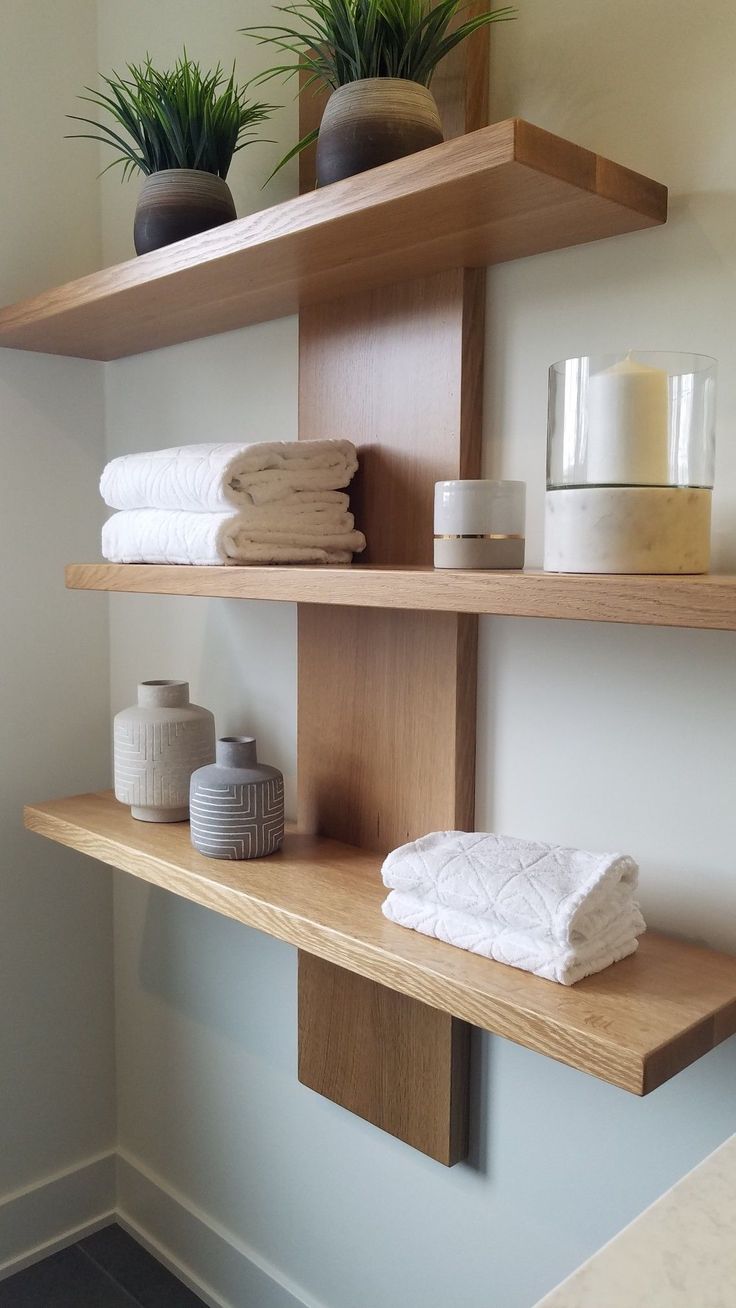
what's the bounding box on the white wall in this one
[96,2,736,1306]
[0,0,115,1273]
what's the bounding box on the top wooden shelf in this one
[66,564,736,631]
[24,791,736,1096]
[0,120,666,361]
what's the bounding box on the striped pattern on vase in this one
[189,737,285,861]
[190,776,285,860]
[115,718,215,813]
[113,680,215,823]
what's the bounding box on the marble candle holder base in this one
[544,486,712,574]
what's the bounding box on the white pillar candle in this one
[586,355,670,485]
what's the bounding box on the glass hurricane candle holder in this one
[545,351,716,574]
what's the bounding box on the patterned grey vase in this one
[114,680,215,823]
[189,737,285,860]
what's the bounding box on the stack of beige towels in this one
[100,440,366,565]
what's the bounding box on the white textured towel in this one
[381,831,646,985]
[100,441,359,511]
[102,508,366,566]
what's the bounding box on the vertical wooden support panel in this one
[298,956,471,1166]
[296,14,489,1165]
[297,605,478,851]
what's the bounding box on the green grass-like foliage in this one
[243,0,516,175]
[243,0,517,91]
[68,54,276,180]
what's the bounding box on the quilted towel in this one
[381,830,646,985]
[102,508,366,566]
[382,890,645,986]
[100,441,359,511]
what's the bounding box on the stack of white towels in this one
[382,830,646,985]
[100,440,366,566]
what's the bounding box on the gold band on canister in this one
[434,532,525,541]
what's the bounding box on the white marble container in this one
[114,680,215,822]
[545,351,716,574]
[434,480,526,569]
[545,487,712,574]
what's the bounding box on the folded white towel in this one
[382,889,646,986]
[381,830,646,985]
[102,508,366,566]
[101,441,359,511]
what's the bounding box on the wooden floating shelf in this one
[24,791,736,1096]
[65,564,736,631]
[0,120,666,361]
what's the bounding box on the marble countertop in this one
[536,1134,736,1307]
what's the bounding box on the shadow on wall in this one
[467,1029,492,1177]
[488,0,733,182]
[198,598,298,811]
[138,885,296,1064]
[134,885,497,1183]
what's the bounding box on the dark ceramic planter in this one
[316,78,444,187]
[133,169,237,255]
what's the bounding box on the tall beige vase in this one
[114,680,215,822]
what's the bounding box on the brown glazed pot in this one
[316,78,444,187]
[133,169,237,255]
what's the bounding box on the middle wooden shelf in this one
[65,563,736,631]
[25,790,736,1099]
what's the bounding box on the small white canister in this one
[434,480,526,569]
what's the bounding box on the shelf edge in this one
[64,564,736,631]
[25,795,736,1097]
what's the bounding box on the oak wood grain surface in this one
[297,607,478,848]
[293,21,490,1162]
[0,120,666,360]
[65,565,736,631]
[23,791,736,1097]
[298,956,470,1165]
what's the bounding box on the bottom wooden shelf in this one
[24,791,736,1096]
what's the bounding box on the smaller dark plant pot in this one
[316,78,444,187]
[133,169,237,256]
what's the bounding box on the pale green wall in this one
[0,0,115,1269]
[95,2,736,1305]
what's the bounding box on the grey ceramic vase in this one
[114,681,215,823]
[189,737,285,860]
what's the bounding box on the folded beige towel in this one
[102,508,366,566]
[226,493,353,531]
[101,441,359,511]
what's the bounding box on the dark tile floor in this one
[0,1224,205,1307]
